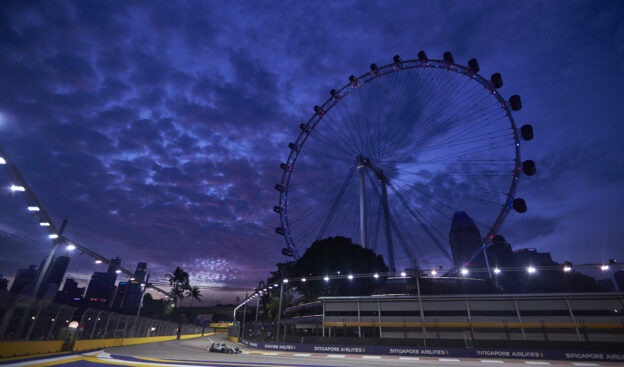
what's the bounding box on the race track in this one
[3,334,623,367]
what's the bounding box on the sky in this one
[0,0,623,304]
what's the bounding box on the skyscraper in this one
[84,257,121,309]
[134,262,147,283]
[38,255,70,300]
[449,212,484,269]
[112,262,147,313]
[55,278,85,306]
[9,264,38,295]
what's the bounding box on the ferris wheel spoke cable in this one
[315,165,356,240]
[407,73,473,141]
[417,141,515,164]
[389,179,455,225]
[308,123,360,160]
[393,175,506,213]
[389,184,453,261]
[413,107,502,155]
[422,123,513,152]
[389,215,421,270]
[411,88,501,149]
[392,220,425,267]
[390,176,463,219]
[370,199,383,253]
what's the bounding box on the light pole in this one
[241,302,247,340]
[275,278,287,342]
[134,277,150,337]
[415,272,427,347]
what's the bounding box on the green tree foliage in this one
[185,285,202,307]
[288,236,388,299]
[166,266,190,307]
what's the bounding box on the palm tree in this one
[166,267,189,307]
[185,286,202,308]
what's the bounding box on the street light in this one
[10,184,25,192]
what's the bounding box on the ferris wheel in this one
[274,51,535,273]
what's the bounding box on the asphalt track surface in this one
[3,334,623,367]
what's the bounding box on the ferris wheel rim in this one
[276,55,522,261]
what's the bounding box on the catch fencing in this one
[0,290,200,343]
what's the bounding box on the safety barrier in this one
[72,333,209,352]
[0,340,64,359]
[240,339,624,362]
[0,333,212,358]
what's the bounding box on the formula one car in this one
[208,340,241,354]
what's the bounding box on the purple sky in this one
[1,1,623,304]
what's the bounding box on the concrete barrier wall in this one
[73,333,209,352]
[0,340,65,358]
[0,333,212,358]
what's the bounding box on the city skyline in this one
[1,1,623,303]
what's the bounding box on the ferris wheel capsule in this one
[509,95,522,111]
[520,124,534,140]
[288,142,300,152]
[417,50,428,62]
[522,160,536,176]
[443,51,455,64]
[513,198,527,213]
[468,58,480,73]
[299,123,311,133]
[491,73,503,88]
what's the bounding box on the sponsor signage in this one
[239,339,623,362]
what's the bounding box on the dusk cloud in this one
[1,1,622,302]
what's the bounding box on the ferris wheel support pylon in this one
[357,158,367,250]
[357,154,397,272]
